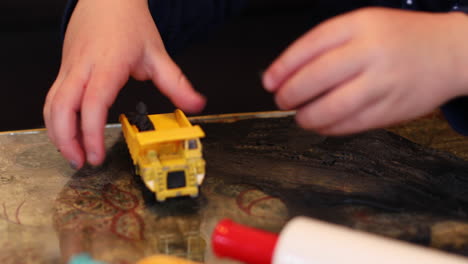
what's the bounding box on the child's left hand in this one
[263,7,468,135]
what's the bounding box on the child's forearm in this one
[62,0,150,38]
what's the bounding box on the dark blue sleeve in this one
[61,0,78,40]
[438,5,468,136]
[148,0,247,55]
[61,0,247,55]
[441,98,468,136]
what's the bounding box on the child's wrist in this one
[446,12,468,97]
[79,0,148,9]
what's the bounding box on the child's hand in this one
[263,8,468,135]
[44,0,206,169]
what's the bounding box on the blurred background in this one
[0,0,365,131]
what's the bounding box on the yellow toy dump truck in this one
[119,106,205,202]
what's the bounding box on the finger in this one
[263,13,355,92]
[316,105,387,135]
[44,77,64,145]
[316,94,403,135]
[294,72,387,133]
[45,53,79,141]
[49,68,91,169]
[319,84,437,135]
[147,51,206,113]
[274,41,367,110]
[81,64,129,166]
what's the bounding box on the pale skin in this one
[44,3,468,169]
[263,8,468,135]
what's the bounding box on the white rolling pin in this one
[212,217,468,264]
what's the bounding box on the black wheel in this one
[132,164,156,204]
[140,183,157,204]
[134,164,140,176]
[190,187,200,199]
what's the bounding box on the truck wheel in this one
[140,182,156,204]
[134,164,140,175]
[190,187,200,198]
[156,195,166,202]
[133,165,156,204]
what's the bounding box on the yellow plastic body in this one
[120,109,206,202]
[137,255,201,264]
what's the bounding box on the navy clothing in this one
[148,0,247,54]
[442,98,468,135]
[62,0,468,135]
[61,0,247,54]
[61,0,468,52]
[371,0,468,11]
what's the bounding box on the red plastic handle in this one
[212,219,279,264]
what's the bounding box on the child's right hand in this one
[263,8,468,135]
[43,0,206,169]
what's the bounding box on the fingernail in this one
[262,72,275,92]
[69,160,78,170]
[87,152,99,165]
[195,92,207,104]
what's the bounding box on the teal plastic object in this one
[69,253,106,264]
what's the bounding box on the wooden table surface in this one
[1,111,468,264]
